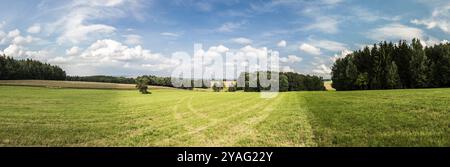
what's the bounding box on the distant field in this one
[0,84,448,147]
[0,80,173,90]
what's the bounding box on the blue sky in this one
[0,0,449,78]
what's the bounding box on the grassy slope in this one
[0,86,448,146]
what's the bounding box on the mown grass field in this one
[0,80,174,90]
[0,84,448,146]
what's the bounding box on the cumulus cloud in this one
[2,29,37,45]
[411,4,450,34]
[7,29,20,38]
[2,44,48,60]
[0,29,39,46]
[0,28,42,59]
[52,39,177,75]
[66,46,81,56]
[280,55,302,63]
[208,45,229,53]
[277,40,287,47]
[27,24,41,34]
[191,44,282,79]
[231,37,252,45]
[299,43,321,55]
[331,49,353,62]
[367,23,425,41]
[313,64,331,74]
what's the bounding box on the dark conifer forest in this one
[332,39,450,91]
[0,55,66,80]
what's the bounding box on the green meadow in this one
[0,85,448,146]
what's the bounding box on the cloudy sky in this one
[0,0,449,78]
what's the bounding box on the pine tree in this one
[409,39,429,88]
[279,74,289,92]
[386,61,401,89]
[345,58,358,90]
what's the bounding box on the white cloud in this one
[277,40,287,47]
[51,0,144,44]
[367,23,425,41]
[281,66,295,72]
[313,64,331,74]
[280,55,302,63]
[2,44,48,60]
[27,24,41,34]
[350,7,402,22]
[58,39,177,75]
[160,32,180,37]
[66,46,81,56]
[124,34,142,45]
[231,37,252,45]
[310,39,347,52]
[411,4,450,34]
[3,44,25,57]
[1,29,36,45]
[217,22,242,32]
[304,17,339,34]
[299,43,321,55]
[12,35,34,45]
[331,49,353,62]
[210,45,229,53]
[7,29,20,38]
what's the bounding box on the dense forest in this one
[332,39,450,91]
[238,71,325,92]
[0,55,66,80]
[66,75,136,84]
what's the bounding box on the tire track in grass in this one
[104,94,192,146]
[174,95,279,146]
[152,93,256,131]
[251,92,316,147]
[153,95,261,145]
[154,94,266,146]
[292,93,316,146]
[125,93,258,146]
[218,94,285,146]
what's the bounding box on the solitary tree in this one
[135,77,150,94]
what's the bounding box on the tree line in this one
[66,75,135,84]
[238,71,325,92]
[0,55,66,80]
[136,75,173,87]
[331,39,450,91]
[1,55,325,92]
